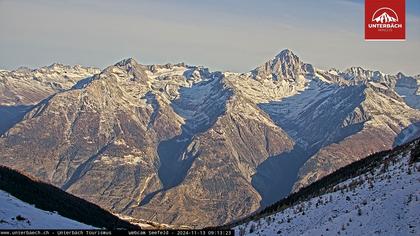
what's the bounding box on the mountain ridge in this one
[1,49,419,228]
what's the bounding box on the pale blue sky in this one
[0,0,419,75]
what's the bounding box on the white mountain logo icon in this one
[372,7,399,23]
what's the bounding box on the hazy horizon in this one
[1,0,419,75]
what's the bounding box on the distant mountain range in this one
[1,49,419,228]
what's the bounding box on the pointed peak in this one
[272,49,302,67]
[252,49,313,81]
[276,48,293,55]
[275,49,298,60]
[100,57,148,81]
[115,58,139,67]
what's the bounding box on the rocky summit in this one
[1,50,419,228]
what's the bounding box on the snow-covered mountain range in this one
[0,49,419,228]
[0,64,99,106]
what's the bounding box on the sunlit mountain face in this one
[1,50,419,228]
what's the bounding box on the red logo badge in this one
[365,0,406,41]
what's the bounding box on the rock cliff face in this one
[1,50,419,227]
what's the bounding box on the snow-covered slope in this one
[0,190,95,229]
[235,140,420,235]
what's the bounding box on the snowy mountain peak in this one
[115,58,139,67]
[344,66,370,76]
[252,49,313,81]
[272,49,303,71]
[101,57,149,81]
[275,49,298,61]
[47,63,66,69]
[342,67,387,83]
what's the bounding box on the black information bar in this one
[0,230,234,236]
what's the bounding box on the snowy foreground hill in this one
[0,190,95,229]
[234,139,420,235]
[0,166,139,229]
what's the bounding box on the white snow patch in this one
[0,190,96,229]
